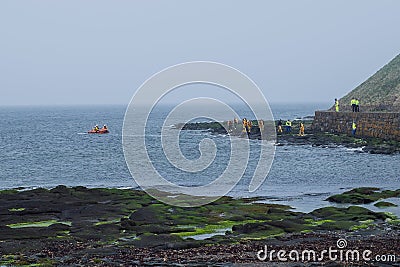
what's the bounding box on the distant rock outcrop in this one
[336,54,400,112]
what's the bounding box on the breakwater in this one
[312,111,400,141]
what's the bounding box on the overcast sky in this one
[1,1,399,106]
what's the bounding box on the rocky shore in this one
[1,186,399,266]
[176,120,400,154]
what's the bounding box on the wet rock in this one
[129,205,164,224]
[363,143,398,154]
[232,222,281,236]
[132,233,184,248]
[266,218,309,233]
[374,201,398,208]
[311,206,387,222]
[125,224,175,235]
[50,185,71,194]
[47,223,70,232]
[326,187,400,204]
[72,223,121,241]
[1,186,399,265]
[0,226,61,240]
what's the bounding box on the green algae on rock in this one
[1,186,400,266]
[374,201,398,208]
[0,186,395,250]
[326,187,400,204]
[7,220,71,229]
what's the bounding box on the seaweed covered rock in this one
[326,187,400,204]
[232,222,283,237]
[129,205,164,224]
[374,201,398,208]
[0,185,398,266]
[311,206,387,222]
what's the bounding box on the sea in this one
[1,103,399,216]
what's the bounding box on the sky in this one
[1,0,400,106]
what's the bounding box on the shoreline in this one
[3,184,400,218]
[1,186,399,266]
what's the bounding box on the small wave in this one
[346,146,365,152]
[116,186,136,190]
[124,134,160,137]
[302,192,331,197]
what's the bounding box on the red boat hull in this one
[88,129,109,134]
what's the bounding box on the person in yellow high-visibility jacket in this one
[277,119,283,133]
[242,118,247,133]
[242,118,251,137]
[285,120,292,133]
[355,98,360,112]
[335,98,339,112]
[299,122,305,136]
[352,121,357,136]
[351,98,356,112]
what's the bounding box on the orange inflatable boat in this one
[88,128,109,134]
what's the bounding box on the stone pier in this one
[311,111,400,141]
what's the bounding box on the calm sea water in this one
[1,104,399,215]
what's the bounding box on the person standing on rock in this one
[351,98,356,112]
[258,120,264,136]
[234,117,239,130]
[355,98,360,112]
[285,120,292,133]
[242,118,250,138]
[299,122,305,136]
[352,121,357,136]
[227,120,232,133]
[335,98,339,112]
[277,119,283,134]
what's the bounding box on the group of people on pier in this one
[227,118,265,136]
[334,97,360,112]
[227,118,305,137]
[334,98,359,136]
[334,97,361,136]
[277,119,305,136]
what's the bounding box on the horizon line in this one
[0,101,331,108]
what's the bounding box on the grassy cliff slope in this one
[338,54,400,112]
